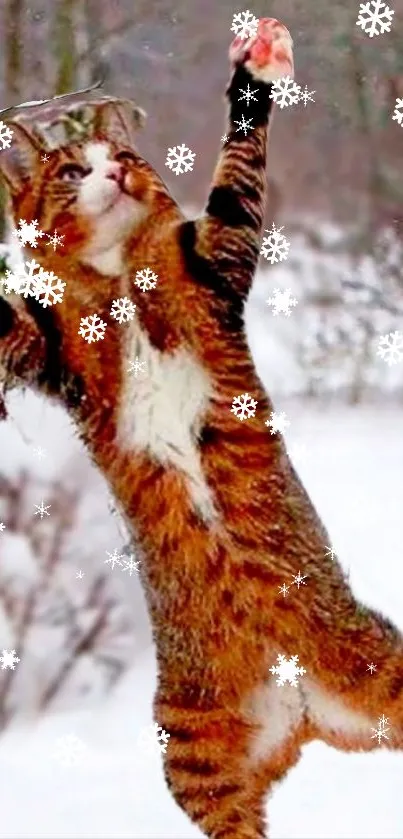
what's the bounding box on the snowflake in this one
[221,134,229,144]
[52,734,90,768]
[291,571,308,589]
[266,288,298,317]
[238,83,258,107]
[0,649,20,669]
[32,270,66,308]
[41,153,50,162]
[270,76,301,109]
[324,545,337,561]
[234,114,254,136]
[392,98,403,126]
[34,500,51,519]
[260,223,290,264]
[32,446,47,459]
[356,1,394,37]
[0,522,5,532]
[371,714,390,745]
[265,411,290,435]
[127,356,147,377]
[231,393,258,421]
[76,570,84,579]
[2,259,46,298]
[121,554,141,576]
[278,583,290,598]
[298,85,316,107]
[230,9,259,40]
[12,219,44,248]
[269,654,306,687]
[377,330,403,366]
[0,120,13,150]
[46,230,65,251]
[134,267,158,292]
[78,313,107,344]
[136,722,170,757]
[165,143,196,176]
[110,297,136,324]
[367,662,377,674]
[105,549,124,570]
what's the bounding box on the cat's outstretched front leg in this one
[180,18,294,311]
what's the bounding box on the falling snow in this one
[78,314,107,344]
[260,223,290,264]
[371,715,390,744]
[278,583,290,598]
[46,230,65,251]
[110,297,136,324]
[392,98,403,126]
[0,522,6,532]
[34,501,51,519]
[376,330,403,366]
[270,654,306,687]
[234,114,254,136]
[265,411,290,435]
[231,393,258,421]
[121,554,141,576]
[0,649,20,670]
[291,571,308,589]
[12,219,44,248]
[105,549,124,570]
[127,357,147,377]
[266,288,298,316]
[32,270,66,308]
[230,9,259,40]
[299,85,316,107]
[165,143,196,175]
[0,120,13,150]
[136,723,170,757]
[367,662,377,674]
[356,1,394,37]
[238,83,258,106]
[134,267,158,292]
[270,76,301,109]
[324,545,337,561]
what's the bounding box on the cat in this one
[1,17,403,839]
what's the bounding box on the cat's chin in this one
[80,193,146,276]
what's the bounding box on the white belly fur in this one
[116,317,217,521]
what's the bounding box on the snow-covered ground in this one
[0,403,402,838]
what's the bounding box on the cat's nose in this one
[106,163,124,186]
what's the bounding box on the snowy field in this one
[0,401,402,839]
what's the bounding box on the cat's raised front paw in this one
[229,17,294,83]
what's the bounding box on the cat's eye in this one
[115,151,137,163]
[57,163,87,183]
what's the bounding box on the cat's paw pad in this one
[229,17,294,83]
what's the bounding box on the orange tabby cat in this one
[1,18,403,839]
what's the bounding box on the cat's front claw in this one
[229,17,294,83]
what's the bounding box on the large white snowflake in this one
[78,313,107,344]
[265,411,290,435]
[165,143,196,176]
[0,120,13,150]
[134,267,158,292]
[270,76,301,109]
[270,654,306,687]
[266,288,298,316]
[234,114,254,136]
[105,549,124,570]
[230,9,259,40]
[136,722,170,757]
[0,649,20,670]
[110,297,136,324]
[2,259,44,297]
[392,98,403,126]
[260,223,290,264]
[231,392,258,421]
[12,219,44,248]
[52,734,90,768]
[356,1,394,37]
[376,330,403,366]
[32,271,66,308]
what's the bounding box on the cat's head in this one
[0,101,163,275]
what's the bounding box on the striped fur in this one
[1,18,403,839]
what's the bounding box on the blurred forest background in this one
[0,0,402,740]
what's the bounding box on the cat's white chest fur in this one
[116,318,216,521]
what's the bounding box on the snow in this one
[0,404,402,838]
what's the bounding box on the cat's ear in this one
[0,122,44,192]
[93,101,147,147]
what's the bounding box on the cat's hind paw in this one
[229,17,294,83]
